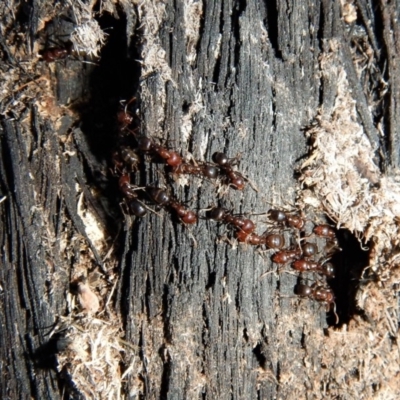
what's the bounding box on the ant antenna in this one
[331,302,339,325]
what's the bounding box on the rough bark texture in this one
[0,0,399,399]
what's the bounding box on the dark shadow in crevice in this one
[159,343,172,400]
[326,229,370,326]
[75,8,141,162]
[231,0,246,73]
[253,343,267,369]
[262,0,282,59]
[211,5,224,87]
[162,283,173,343]
[66,2,144,331]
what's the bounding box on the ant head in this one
[120,147,141,166]
[230,173,245,190]
[117,110,133,127]
[182,211,197,224]
[240,219,256,234]
[166,151,182,167]
[119,174,130,186]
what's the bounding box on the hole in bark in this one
[159,343,172,399]
[253,343,267,369]
[76,8,141,161]
[326,228,369,326]
[231,1,246,72]
[263,0,282,59]
[206,271,216,289]
[182,101,191,114]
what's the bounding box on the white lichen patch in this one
[183,0,203,65]
[137,1,174,131]
[340,0,358,25]
[180,88,205,145]
[57,315,133,400]
[138,1,172,82]
[77,191,106,254]
[68,0,107,58]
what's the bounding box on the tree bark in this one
[1,0,399,399]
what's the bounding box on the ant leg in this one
[260,269,278,279]
[137,199,163,217]
[245,175,259,192]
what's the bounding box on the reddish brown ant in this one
[119,174,138,198]
[271,249,301,264]
[212,152,245,190]
[138,137,182,167]
[117,97,137,130]
[172,161,219,180]
[236,231,285,249]
[296,283,335,304]
[311,224,340,252]
[264,233,285,249]
[147,187,197,224]
[41,42,74,62]
[313,224,336,239]
[267,209,305,230]
[296,282,338,323]
[291,259,335,278]
[117,110,133,129]
[207,207,256,233]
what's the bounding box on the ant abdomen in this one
[265,234,285,249]
[130,199,147,217]
[301,242,317,257]
[148,188,170,206]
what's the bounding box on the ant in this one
[40,41,74,62]
[112,146,141,172]
[271,249,301,264]
[172,161,219,180]
[311,224,340,251]
[117,97,137,130]
[236,231,285,249]
[313,224,336,239]
[117,110,134,129]
[212,152,245,190]
[291,259,336,278]
[118,175,147,217]
[267,209,305,230]
[147,187,197,224]
[207,207,256,233]
[137,137,182,167]
[295,282,338,323]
